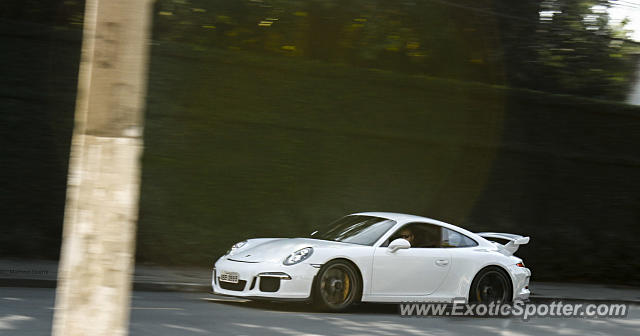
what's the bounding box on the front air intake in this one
[259,277,280,292]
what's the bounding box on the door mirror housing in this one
[388,238,411,252]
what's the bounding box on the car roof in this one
[352,212,448,225]
[351,212,488,245]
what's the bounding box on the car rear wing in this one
[476,232,530,255]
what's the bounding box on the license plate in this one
[219,271,239,284]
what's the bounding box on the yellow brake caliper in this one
[343,273,350,301]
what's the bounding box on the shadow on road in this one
[202,297,399,314]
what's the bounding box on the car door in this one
[370,223,452,296]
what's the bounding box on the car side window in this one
[441,228,478,248]
[383,222,441,248]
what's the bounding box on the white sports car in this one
[212,212,531,311]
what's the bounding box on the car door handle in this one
[435,259,449,266]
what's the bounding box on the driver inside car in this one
[397,228,415,247]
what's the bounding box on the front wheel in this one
[313,260,361,312]
[469,266,512,304]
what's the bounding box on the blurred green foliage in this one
[2,0,636,99]
[149,0,638,100]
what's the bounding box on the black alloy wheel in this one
[313,260,360,312]
[469,266,512,303]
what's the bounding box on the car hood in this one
[226,238,351,263]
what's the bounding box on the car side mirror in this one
[388,238,411,252]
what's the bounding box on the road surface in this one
[1,287,639,335]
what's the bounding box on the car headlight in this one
[225,240,247,255]
[283,247,313,265]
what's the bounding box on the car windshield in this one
[313,215,396,246]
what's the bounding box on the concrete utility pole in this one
[52,1,154,335]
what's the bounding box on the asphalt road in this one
[2,287,639,336]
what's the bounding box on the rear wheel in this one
[469,266,512,303]
[313,260,360,312]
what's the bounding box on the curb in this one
[133,282,210,292]
[0,279,57,289]
[0,279,211,293]
[529,295,640,305]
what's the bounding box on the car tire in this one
[469,266,513,304]
[313,260,361,312]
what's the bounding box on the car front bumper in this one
[212,257,320,300]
